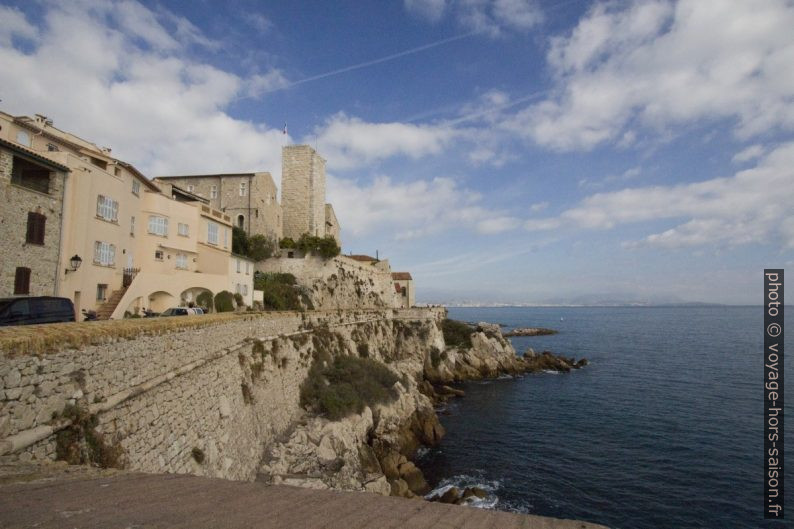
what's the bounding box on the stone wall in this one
[0,147,65,297]
[281,145,326,240]
[0,308,445,482]
[257,255,400,309]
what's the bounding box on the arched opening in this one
[237,214,245,228]
[122,296,144,317]
[181,287,214,311]
[148,291,176,313]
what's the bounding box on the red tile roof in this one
[391,272,413,280]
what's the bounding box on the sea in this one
[416,306,792,529]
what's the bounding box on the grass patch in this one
[300,356,400,420]
[441,319,473,349]
[55,405,124,468]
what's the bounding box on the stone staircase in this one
[96,287,127,320]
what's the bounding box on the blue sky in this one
[1,0,792,304]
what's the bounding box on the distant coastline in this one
[427,301,748,308]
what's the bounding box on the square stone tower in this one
[281,145,326,240]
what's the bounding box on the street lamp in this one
[65,254,82,274]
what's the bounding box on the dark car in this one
[0,296,76,326]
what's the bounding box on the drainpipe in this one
[54,169,68,296]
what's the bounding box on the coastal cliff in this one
[258,319,587,502]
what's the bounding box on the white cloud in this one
[0,5,39,47]
[311,113,459,170]
[404,0,448,22]
[525,141,794,249]
[732,144,766,163]
[405,0,542,36]
[0,1,286,178]
[327,174,516,239]
[508,0,794,150]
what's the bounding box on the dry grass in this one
[0,312,283,357]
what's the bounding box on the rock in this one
[363,476,391,496]
[398,461,430,495]
[358,445,382,474]
[389,478,411,497]
[462,486,488,500]
[503,327,558,337]
[378,450,401,480]
[218,396,231,418]
[439,385,465,397]
[316,436,338,465]
[438,487,461,504]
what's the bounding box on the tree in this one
[232,226,249,256]
[214,291,235,312]
[248,234,274,261]
[295,234,340,259]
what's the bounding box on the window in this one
[239,182,246,196]
[246,262,250,275]
[16,131,31,147]
[148,215,168,236]
[89,157,108,170]
[132,179,140,196]
[242,284,248,296]
[96,284,108,302]
[207,222,219,245]
[11,157,51,194]
[155,250,164,261]
[26,212,46,245]
[130,216,135,236]
[236,259,241,273]
[223,227,228,248]
[96,195,119,222]
[47,143,59,152]
[178,223,189,237]
[187,185,194,193]
[175,253,188,270]
[237,215,245,228]
[114,167,121,177]
[210,185,217,199]
[93,241,116,266]
[14,267,31,295]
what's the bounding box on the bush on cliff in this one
[300,356,400,420]
[214,290,235,313]
[441,319,473,349]
[254,272,303,311]
[296,233,341,259]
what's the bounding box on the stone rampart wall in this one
[0,308,445,481]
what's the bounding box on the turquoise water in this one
[417,306,792,529]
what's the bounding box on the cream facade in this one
[0,112,252,318]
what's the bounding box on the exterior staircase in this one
[96,287,128,320]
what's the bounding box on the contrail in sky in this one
[253,31,479,97]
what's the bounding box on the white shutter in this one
[94,241,101,263]
[111,200,119,221]
[109,244,116,266]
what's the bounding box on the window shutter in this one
[14,267,31,295]
[94,241,101,263]
[35,214,45,244]
[26,212,35,243]
[96,195,104,216]
[112,200,119,221]
[109,244,116,265]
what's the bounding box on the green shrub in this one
[196,291,213,311]
[255,273,302,311]
[232,226,249,256]
[279,237,296,249]
[233,292,244,307]
[441,319,473,349]
[357,343,369,358]
[248,234,275,261]
[295,233,340,259]
[214,291,235,313]
[300,356,400,420]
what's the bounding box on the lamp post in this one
[65,254,82,274]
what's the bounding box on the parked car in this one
[160,307,203,317]
[0,297,76,326]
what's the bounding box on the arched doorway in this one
[181,287,214,312]
[237,214,245,229]
[148,291,176,313]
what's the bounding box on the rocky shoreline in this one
[257,320,587,506]
[503,327,558,337]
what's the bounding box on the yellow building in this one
[0,112,252,318]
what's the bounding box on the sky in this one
[1,0,792,305]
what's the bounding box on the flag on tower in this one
[283,122,287,135]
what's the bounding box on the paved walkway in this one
[0,468,609,529]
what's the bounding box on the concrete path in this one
[0,469,609,529]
